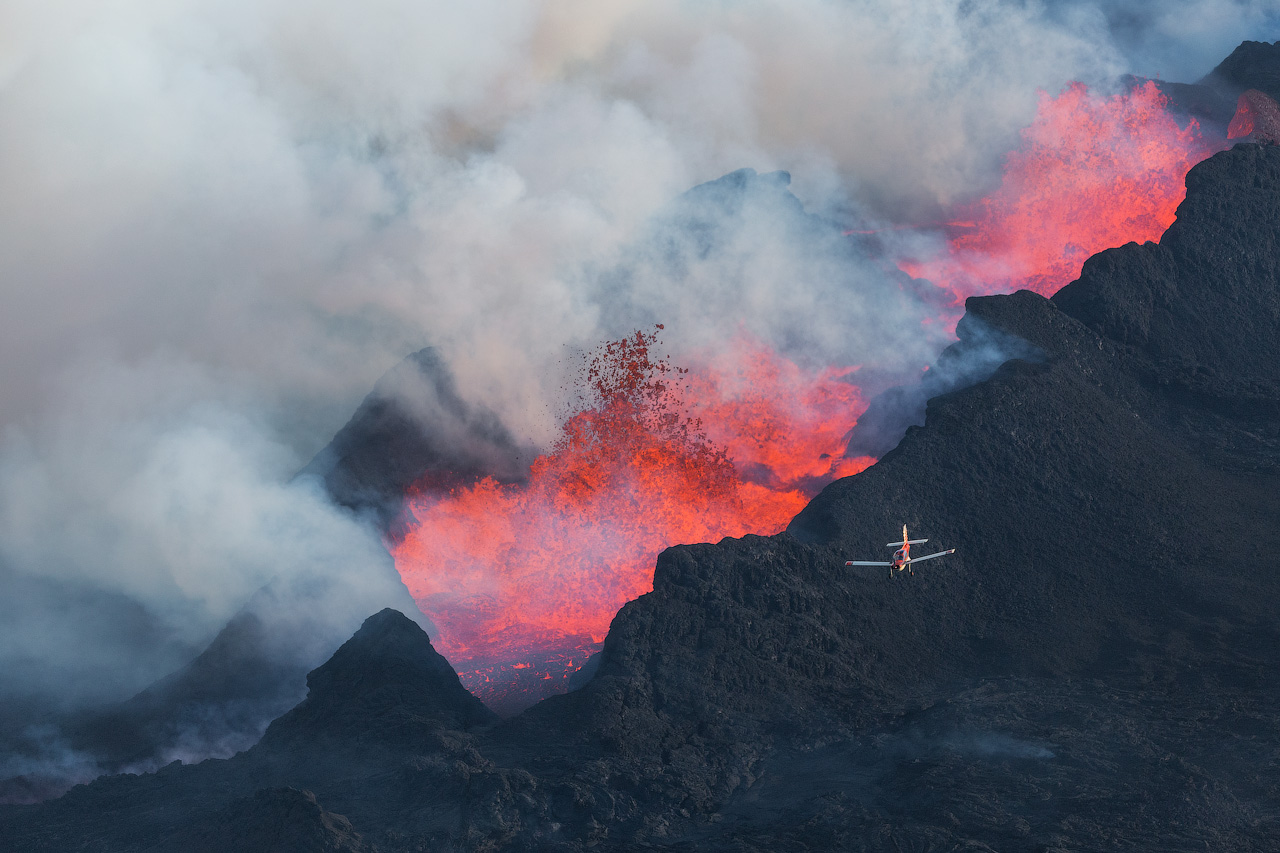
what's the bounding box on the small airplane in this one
[845,525,956,577]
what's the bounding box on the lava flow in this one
[393,78,1223,713]
[391,328,870,710]
[900,81,1217,300]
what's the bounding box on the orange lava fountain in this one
[391,79,1221,712]
[391,328,870,709]
[900,81,1217,300]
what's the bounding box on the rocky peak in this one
[260,609,496,750]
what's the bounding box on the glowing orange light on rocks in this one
[391,328,869,709]
[900,81,1216,300]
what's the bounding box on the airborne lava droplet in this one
[391,328,870,709]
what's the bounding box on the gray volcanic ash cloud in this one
[0,0,1275,782]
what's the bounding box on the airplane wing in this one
[904,549,956,565]
[886,538,928,547]
[845,560,892,566]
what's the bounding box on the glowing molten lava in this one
[391,78,1221,713]
[391,329,870,708]
[900,81,1216,300]
[1228,89,1280,144]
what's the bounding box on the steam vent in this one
[2,20,1280,853]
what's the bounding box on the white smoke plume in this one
[0,357,416,706]
[0,0,1274,784]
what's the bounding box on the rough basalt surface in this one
[260,608,497,751]
[3,145,1280,852]
[164,787,372,853]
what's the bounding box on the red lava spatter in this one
[392,329,870,707]
[394,81,1221,710]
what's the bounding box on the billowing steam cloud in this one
[1045,0,1280,80]
[0,0,1275,788]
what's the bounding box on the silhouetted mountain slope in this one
[843,309,1044,458]
[1153,39,1280,130]
[1206,40,1280,103]
[0,348,532,798]
[0,612,497,851]
[58,611,302,770]
[0,566,432,803]
[261,608,497,751]
[0,609,307,806]
[299,347,531,531]
[3,141,1280,852]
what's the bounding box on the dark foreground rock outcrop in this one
[260,608,497,752]
[3,143,1280,851]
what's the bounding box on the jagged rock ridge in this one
[261,608,497,750]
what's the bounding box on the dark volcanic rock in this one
[844,311,1044,458]
[261,609,497,750]
[1,572,429,802]
[1056,144,1280,389]
[12,344,534,788]
[1054,143,1280,470]
[0,611,500,852]
[1155,39,1280,132]
[1206,40,1280,103]
[160,787,371,853]
[299,347,531,531]
[519,144,1280,847]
